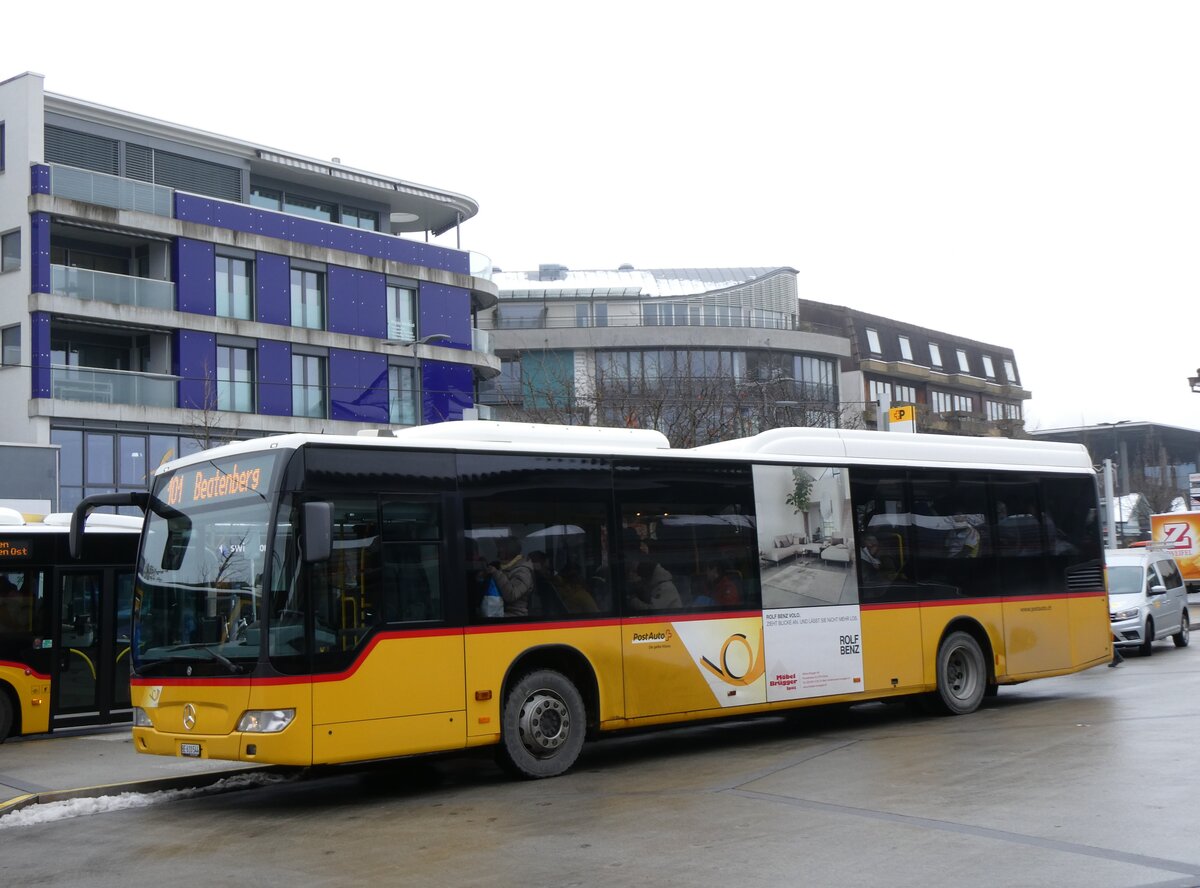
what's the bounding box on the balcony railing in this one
[51,366,178,409]
[51,265,175,310]
[477,314,844,336]
[48,164,173,216]
[472,327,492,353]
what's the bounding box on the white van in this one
[1106,548,1190,656]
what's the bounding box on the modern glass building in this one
[0,72,498,510]
[478,265,850,444]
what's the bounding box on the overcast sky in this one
[9,1,1199,432]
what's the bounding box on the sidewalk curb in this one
[0,767,278,818]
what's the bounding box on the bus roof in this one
[154,422,1097,477]
[0,507,141,532]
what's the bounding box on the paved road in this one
[2,642,1198,888]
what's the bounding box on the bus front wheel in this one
[933,631,987,715]
[497,669,586,779]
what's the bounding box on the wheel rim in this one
[517,690,571,758]
[1182,619,1190,644]
[945,646,981,703]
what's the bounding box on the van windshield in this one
[1107,565,1145,595]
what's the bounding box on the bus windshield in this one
[133,453,281,676]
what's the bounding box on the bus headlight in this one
[236,709,296,733]
[132,707,153,728]
[1110,607,1139,622]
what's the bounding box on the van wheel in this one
[932,631,987,715]
[496,669,586,779]
[1174,610,1190,648]
[0,691,13,742]
[1139,619,1155,657]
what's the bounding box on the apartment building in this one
[0,72,497,510]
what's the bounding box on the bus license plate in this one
[180,742,201,758]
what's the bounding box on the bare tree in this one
[483,349,848,448]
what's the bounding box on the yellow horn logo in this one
[700,631,765,687]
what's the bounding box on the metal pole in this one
[1104,458,1117,549]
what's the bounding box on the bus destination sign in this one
[0,540,31,559]
[162,455,275,509]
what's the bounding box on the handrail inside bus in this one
[68,492,151,560]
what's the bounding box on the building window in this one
[1,229,19,272]
[893,384,916,404]
[932,390,975,413]
[284,193,334,222]
[982,355,996,378]
[217,344,255,413]
[929,343,942,367]
[389,364,418,425]
[290,267,325,330]
[956,349,970,373]
[869,379,891,402]
[342,206,379,231]
[986,400,1022,421]
[249,185,282,210]
[865,328,882,354]
[1004,360,1017,383]
[595,303,608,327]
[898,335,913,361]
[386,283,416,341]
[1,325,19,366]
[575,304,590,328]
[292,353,326,418]
[216,255,253,320]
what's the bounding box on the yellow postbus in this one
[0,509,140,740]
[72,422,1110,778]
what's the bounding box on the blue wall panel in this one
[418,284,472,348]
[329,348,389,424]
[422,361,473,425]
[30,164,50,195]
[175,330,216,410]
[328,267,386,338]
[174,193,470,274]
[175,238,215,315]
[256,253,290,326]
[30,312,50,398]
[30,213,50,294]
[257,340,292,416]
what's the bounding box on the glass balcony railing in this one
[48,164,173,216]
[51,265,175,310]
[472,327,492,353]
[51,366,177,409]
[469,251,494,280]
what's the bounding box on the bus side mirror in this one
[303,501,333,563]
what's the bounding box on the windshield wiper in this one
[149,646,246,675]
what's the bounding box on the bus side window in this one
[381,499,442,623]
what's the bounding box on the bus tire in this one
[1173,610,1189,648]
[497,669,586,779]
[932,631,987,715]
[0,689,13,742]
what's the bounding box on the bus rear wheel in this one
[497,669,586,779]
[932,631,987,715]
[0,690,13,742]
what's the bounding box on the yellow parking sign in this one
[888,405,916,433]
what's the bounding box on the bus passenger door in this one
[309,496,465,764]
[53,568,129,728]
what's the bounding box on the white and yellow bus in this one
[0,509,140,740]
[73,422,1110,778]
